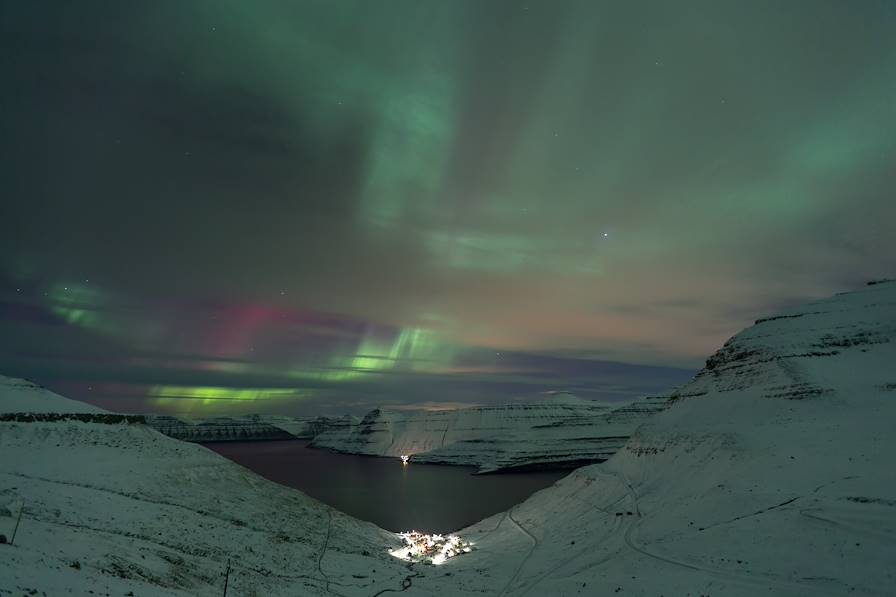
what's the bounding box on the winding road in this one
[604,469,846,597]
[497,507,538,597]
[485,466,849,596]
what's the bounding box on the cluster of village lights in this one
[390,531,473,565]
[389,456,473,564]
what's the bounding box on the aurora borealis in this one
[1,1,894,414]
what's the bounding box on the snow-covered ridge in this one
[310,397,672,472]
[0,375,106,414]
[667,277,896,403]
[0,383,416,595]
[144,414,356,442]
[415,279,896,595]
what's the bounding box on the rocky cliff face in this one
[310,396,673,472]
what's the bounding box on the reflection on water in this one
[204,440,568,533]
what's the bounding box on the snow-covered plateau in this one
[310,397,670,473]
[2,279,895,595]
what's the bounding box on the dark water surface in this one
[204,440,568,533]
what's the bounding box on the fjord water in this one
[205,440,568,533]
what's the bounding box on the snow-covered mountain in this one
[0,375,105,414]
[310,396,671,472]
[0,374,416,596]
[413,279,896,595]
[145,414,356,442]
[2,280,894,595]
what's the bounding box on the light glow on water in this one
[204,440,568,533]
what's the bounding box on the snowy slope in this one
[410,280,896,595]
[0,375,106,414]
[311,397,671,473]
[0,382,419,596]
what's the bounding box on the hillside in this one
[311,397,671,473]
[417,279,896,595]
[0,375,105,414]
[0,375,417,596]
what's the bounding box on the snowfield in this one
[2,280,895,595]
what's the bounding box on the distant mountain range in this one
[310,397,673,473]
[144,413,356,442]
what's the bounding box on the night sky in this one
[2,1,894,415]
